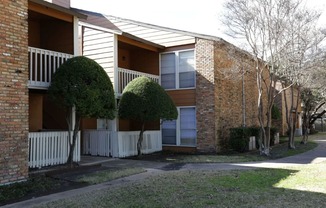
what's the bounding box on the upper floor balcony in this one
[28,47,73,89]
[28,47,160,95]
[117,67,159,96]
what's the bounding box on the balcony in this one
[28,47,74,89]
[28,47,160,93]
[117,67,160,96]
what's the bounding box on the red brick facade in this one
[195,39,216,152]
[196,38,260,152]
[0,0,29,184]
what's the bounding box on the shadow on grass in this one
[125,139,318,164]
[37,167,326,207]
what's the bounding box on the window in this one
[162,107,196,147]
[180,108,196,146]
[162,120,176,145]
[160,50,195,90]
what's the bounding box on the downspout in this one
[242,67,246,127]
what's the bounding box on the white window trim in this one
[160,49,196,90]
[162,106,197,147]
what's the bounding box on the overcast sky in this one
[71,0,326,47]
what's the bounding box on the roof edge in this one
[104,14,224,42]
[29,0,87,19]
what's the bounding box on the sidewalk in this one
[4,136,326,208]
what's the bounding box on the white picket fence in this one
[82,129,111,156]
[82,130,162,158]
[111,131,162,157]
[28,131,80,168]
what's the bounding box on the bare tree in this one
[301,89,325,144]
[276,5,325,149]
[222,0,325,155]
[300,59,326,143]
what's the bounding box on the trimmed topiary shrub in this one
[118,76,178,156]
[48,56,115,166]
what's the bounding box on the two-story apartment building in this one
[1,0,264,185]
[75,9,262,154]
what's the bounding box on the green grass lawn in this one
[76,167,145,184]
[37,161,326,208]
[137,134,320,163]
[2,133,324,206]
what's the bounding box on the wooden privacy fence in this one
[82,129,111,157]
[28,131,80,168]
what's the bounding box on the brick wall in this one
[195,39,216,152]
[214,41,260,151]
[195,38,261,153]
[0,0,29,184]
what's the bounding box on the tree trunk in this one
[288,126,296,149]
[287,110,295,149]
[301,113,309,144]
[301,106,309,144]
[137,122,145,157]
[66,114,81,168]
[263,107,272,156]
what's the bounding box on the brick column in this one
[0,0,29,184]
[195,39,216,152]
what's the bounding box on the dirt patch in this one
[1,165,105,206]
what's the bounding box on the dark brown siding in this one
[41,20,73,54]
[80,118,97,130]
[167,89,196,106]
[130,49,159,75]
[163,146,196,153]
[29,93,43,132]
[119,119,159,131]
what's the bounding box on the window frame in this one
[162,106,197,147]
[160,49,196,90]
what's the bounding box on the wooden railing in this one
[82,129,111,157]
[111,130,162,157]
[118,67,160,95]
[28,131,80,168]
[28,47,73,89]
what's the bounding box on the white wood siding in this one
[106,16,196,47]
[82,27,115,87]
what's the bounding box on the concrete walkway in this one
[4,136,326,208]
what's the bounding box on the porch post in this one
[110,34,120,157]
[73,16,80,56]
[113,34,119,96]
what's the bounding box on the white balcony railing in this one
[28,48,159,92]
[118,67,160,95]
[28,47,73,89]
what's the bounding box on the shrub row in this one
[229,126,278,152]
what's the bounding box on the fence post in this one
[249,136,256,151]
